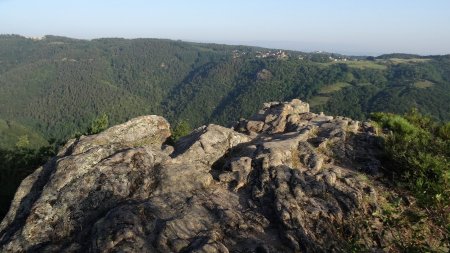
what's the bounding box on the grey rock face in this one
[0,101,386,252]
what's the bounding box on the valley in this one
[1,35,449,148]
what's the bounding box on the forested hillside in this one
[1,34,450,147]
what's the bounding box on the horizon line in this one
[1,33,448,57]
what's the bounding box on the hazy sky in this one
[1,0,450,55]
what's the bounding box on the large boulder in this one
[0,100,435,252]
[0,115,171,252]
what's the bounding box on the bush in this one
[372,110,450,249]
[88,114,109,135]
[371,111,449,207]
[371,112,419,135]
[170,120,191,143]
[438,122,450,140]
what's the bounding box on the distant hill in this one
[1,34,450,147]
[376,53,424,59]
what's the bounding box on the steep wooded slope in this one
[1,35,450,146]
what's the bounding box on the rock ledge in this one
[1,100,388,252]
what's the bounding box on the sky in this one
[1,0,450,55]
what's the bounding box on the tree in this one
[170,120,191,143]
[15,135,30,148]
[88,114,109,135]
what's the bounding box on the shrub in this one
[88,113,109,135]
[438,122,450,140]
[170,120,191,143]
[371,111,449,207]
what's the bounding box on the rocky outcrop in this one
[0,100,391,252]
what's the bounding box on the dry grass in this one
[319,60,387,70]
[356,82,372,86]
[319,82,351,94]
[414,80,434,89]
[387,58,431,64]
[309,96,330,107]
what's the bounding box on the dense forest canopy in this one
[1,36,450,236]
[0,34,450,148]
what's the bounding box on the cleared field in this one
[387,58,431,64]
[356,82,372,86]
[319,82,351,94]
[309,82,352,107]
[414,80,434,89]
[376,58,431,64]
[319,60,387,70]
[309,96,330,107]
[345,60,387,70]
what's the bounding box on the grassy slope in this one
[320,60,387,70]
[0,119,48,149]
